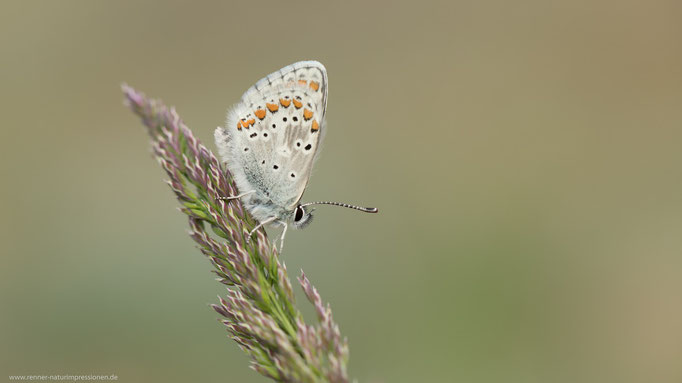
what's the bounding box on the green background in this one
[2,1,681,382]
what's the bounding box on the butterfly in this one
[214,61,377,252]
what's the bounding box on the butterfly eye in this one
[294,206,304,222]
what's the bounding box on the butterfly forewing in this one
[215,61,328,222]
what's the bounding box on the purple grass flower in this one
[122,85,350,383]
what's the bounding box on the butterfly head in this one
[292,204,314,229]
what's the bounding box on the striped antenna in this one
[300,201,378,213]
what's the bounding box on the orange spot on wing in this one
[311,120,319,132]
[293,99,303,109]
[298,79,308,86]
[237,120,243,130]
[309,81,320,91]
[254,109,266,120]
[246,118,255,127]
[280,98,291,107]
[303,108,313,120]
[266,103,279,112]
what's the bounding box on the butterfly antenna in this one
[300,201,378,213]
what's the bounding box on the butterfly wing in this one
[215,61,328,221]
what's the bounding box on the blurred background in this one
[1,1,681,382]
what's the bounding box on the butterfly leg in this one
[276,221,289,254]
[246,216,277,245]
[216,190,255,201]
